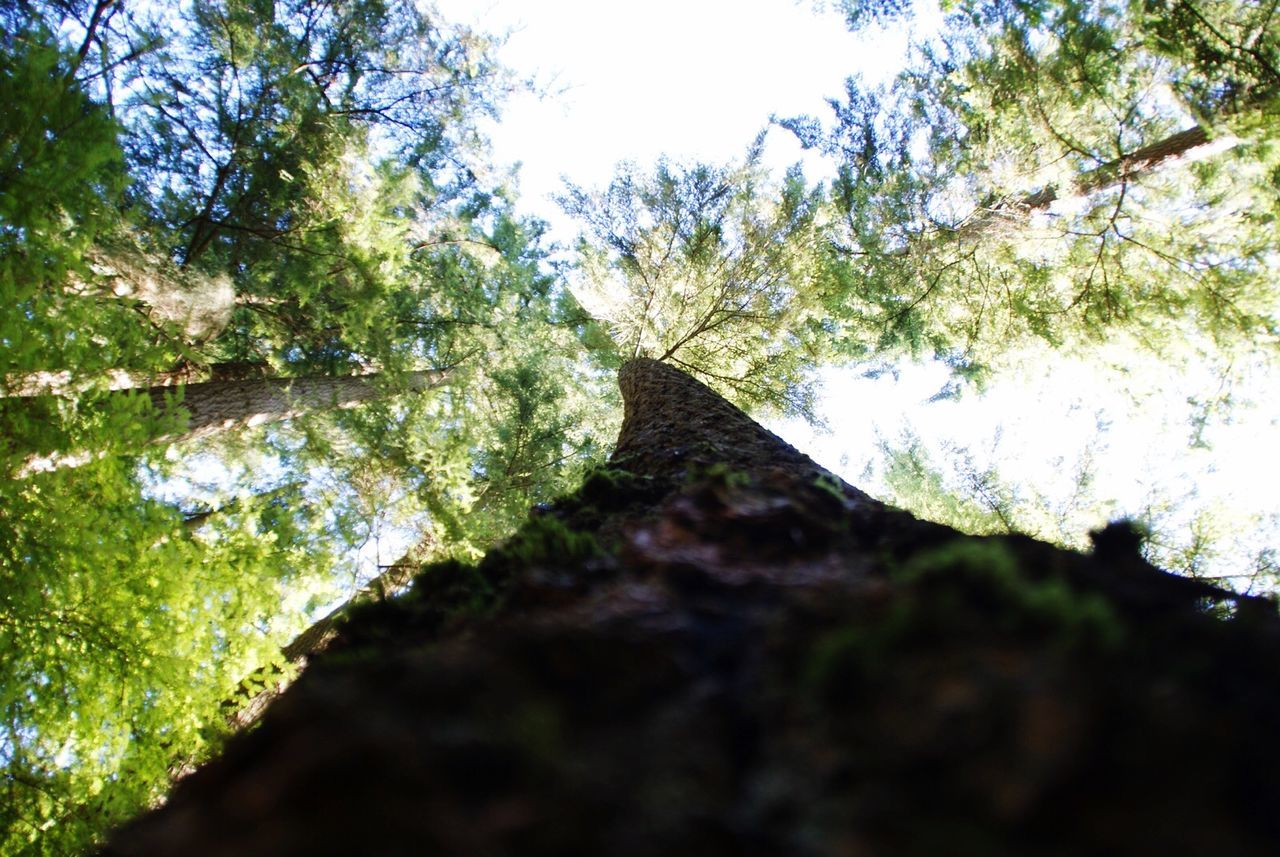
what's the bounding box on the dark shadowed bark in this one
[227,536,436,731]
[105,358,1280,856]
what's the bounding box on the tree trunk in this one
[2,367,193,399]
[226,533,437,731]
[147,369,448,446]
[3,361,270,399]
[104,358,1280,856]
[14,369,448,478]
[964,123,1230,235]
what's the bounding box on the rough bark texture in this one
[105,358,1280,857]
[13,369,447,478]
[152,369,448,446]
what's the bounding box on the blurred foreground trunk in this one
[106,358,1280,856]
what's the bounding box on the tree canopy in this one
[1,3,613,851]
[788,0,1279,378]
[1,0,1277,853]
[560,149,830,417]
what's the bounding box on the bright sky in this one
[433,0,1280,583]
[440,0,885,228]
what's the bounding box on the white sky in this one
[439,0,894,231]
[433,0,1280,582]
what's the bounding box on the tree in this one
[104,358,1280,855]
[8,2,1278,852]
[788,0,1280,379]
[1,8,614,851]
[12,365,452,477]
[1,0,528,472]
[561,149,831,417]
[869,421,1280,591]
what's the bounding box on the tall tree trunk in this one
[15,369,448,478]
[2,367,192,399]
[105,359,1280,856]
[963,123,1231,235]
[3,361,269,399]
[148,369,449,446]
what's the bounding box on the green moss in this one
[537,467,665,536]
[895,539,1123,648]
[694,462,752,489]
[576,466,658,510]
[894,537,1020,586]
[324,559,497,662]
[408,557,496,615]
[579,465,637,495]
[495,513,603,568]
[805,622,890,701]
[806,538,1125,699]
[812,473,847,502]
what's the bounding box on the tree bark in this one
[2,367,191,399]
[14,368,448,478]
[104,358,1280,856]
[147,368,449,446]
[962,124,1230,235]
[226,533,437,731]
[3,361,268,399]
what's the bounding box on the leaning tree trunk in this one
[104,358,1280,856]
[960,123,1230,238]
[15,368,449,477]
[148,369,450,446]
[3,360,276,399]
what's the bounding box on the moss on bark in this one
[105,359,1280,857]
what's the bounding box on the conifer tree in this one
[104,358,1280,856]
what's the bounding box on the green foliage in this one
[868,413,1278,590]
[836,0,915,31]
[795,0,1280,380]
[562,148,832,418]
[3,0,1276,851]
[0,26,186,475]
[876,431,1022,537]
[0,3,617,853]
[808,536,1122,702]
[1141,0,1280,122]
[0,27,121,299]
[4,0,518,403]
[0,461,335,855]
